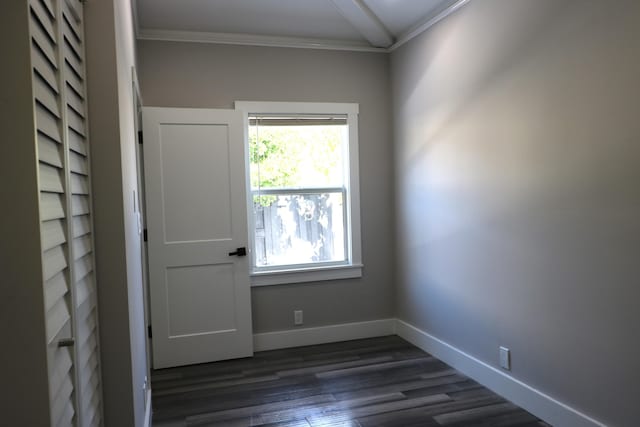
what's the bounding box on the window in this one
[235,102,362,286]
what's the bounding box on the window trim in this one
[235,101,362,286]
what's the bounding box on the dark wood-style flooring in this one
[151,336,549,427]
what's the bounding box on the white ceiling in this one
[135,0,467,51]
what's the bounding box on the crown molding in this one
[134,0,470,54]
[389,0,471,51]
[137,29,388,53]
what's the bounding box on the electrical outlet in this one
[499,346,511,370]
[294,310,303,325]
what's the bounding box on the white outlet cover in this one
[499,346,511,370]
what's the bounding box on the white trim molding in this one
[253,319,396,352]
[395,320,607,427]
[143,388,152,427]
[251,264,363,287]
[137,29,387,53]
[235,101,363,288]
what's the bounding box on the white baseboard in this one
[143,388,152,427]
[395,320,606,427]
[253,318,396,352]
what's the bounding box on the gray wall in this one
[0,2,51,424]
[391,0,640,425]
[137,41,395,333]
[85,0,148,425]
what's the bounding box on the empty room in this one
[2,0,638,426]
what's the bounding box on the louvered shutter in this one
[29,0,103,425]
[61,2,103,426]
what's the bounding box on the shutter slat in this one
[81,382,99,426]
[79,333,97,369]
[31,19,57,69]
[39,0,55,19]
[62,3,82,41]
[69,150,88,175]
[49,347,72,398]
[38,134,63,167]
[51,376,74,426]
[83,384,101,427]
[72,195,90,216]
[75,274,92,309]
[39,163,64,193]
[74,253,92,282]
[77,305,102,427]
[82,385,99,427]
[34,75,60,118]
[81,375,99,411]
[70,173,90,195]
[55,402,75,427]
[80,353,98,391]
[64,43,84,80]
[67,106,86,136]
[36,104,62,143]
[66,83,84,117]
[77,305,97,349]
[65,63,84,98]
[32,48,59,95]
[41,219,66,251]
[40,192,65,221]
[73,215,91,238]
[73,234,92,261]
[46,297,71,344]
[90,411,100,427]
[81,368,98,410]
[68,128,87,155]
[62,29,82,63]
[43,245,67,283]
[30,0,56,44]
[45,272,69,313]
[77,292,95,323]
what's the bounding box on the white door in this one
[143,107,253,369]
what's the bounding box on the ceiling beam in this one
[137,29,388,53]
[330,0,394,48]
[390,0,471,51]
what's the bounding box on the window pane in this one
[249,123,346,189]
[253,192,345,267]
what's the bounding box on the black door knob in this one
[228,247,247,257]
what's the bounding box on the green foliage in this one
[253,194,277,208]
[249,124,345,207]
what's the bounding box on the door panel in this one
[143,107,253,369]
[166,264,236,336]
[159,124,233,242]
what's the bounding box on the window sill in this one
[250,264,363,287]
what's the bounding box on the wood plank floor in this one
[151,336,550,427]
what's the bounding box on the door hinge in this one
[138,130,143,145]
[143,229,148,242]
[147,325,152,339]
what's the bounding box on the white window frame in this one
[235,101,363,286]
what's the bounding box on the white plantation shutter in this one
[29,0,103,425]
